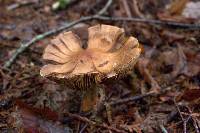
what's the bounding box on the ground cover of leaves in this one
[0,0,199,132]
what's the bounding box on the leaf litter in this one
[0,0,200,132]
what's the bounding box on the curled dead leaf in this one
[178,89,200,102]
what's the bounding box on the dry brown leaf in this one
[121,124,142,133]
[137,57,161,92]
[179,89,200,102]
[172,44,188,78]
[168,0,189,15]
[11,100,71,133]
[140,113,168,133]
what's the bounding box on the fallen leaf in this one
[140,113,168,133]
[161,30,185,43]
[16,100,59,121]
[121,124,142,133]
[182,1,200,19]
[137,58,161,92]
[168,0,189,15]
[179,89,200,102]
[12,100,72,133]
[171,44,188,78]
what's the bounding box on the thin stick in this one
[174,98,187,133]
[4,15,200,68]
[174,99,184,121]
[132,0,144,18]
[94,16,200,29]
[160,124,168,133]
[122,0,132,17]
[110,91,155,106]
[3,0,113,69]
[96,0,112,16]
[79,123,88,133]
[193,119,200,133]
[65,112,126,133]
[3,16,93,68]
[186,106,200,133]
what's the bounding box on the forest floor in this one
[0,0,200,133]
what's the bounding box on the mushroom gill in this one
[40,24,141,90]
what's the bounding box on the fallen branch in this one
[3,0,113,68]
[6,0,38,11]
[132,0,144,18]
[4,3,200,68]
[3,16,93,68]
[109,91,155,106]
[96,0,112,16]
[159,124,169,133]
[174,99,187,133]
[110,78,175,107]
[94,16,200,29]
[65,112,126,133]
[185,106,200,133]
[122,0,132,17]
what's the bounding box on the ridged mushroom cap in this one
[40,24,141,90]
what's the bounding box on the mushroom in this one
[40,24,141,112]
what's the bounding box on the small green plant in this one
[52,0,71,10]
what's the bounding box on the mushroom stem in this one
[81,86,98,112]
[78,84,112,124]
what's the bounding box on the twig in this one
[174,99,184,121]
[186,106,200,133]
[4,9,200,68]
[132,0,144,18]
[192,118,200,133]
[96,0,112,16]
[109,91,155,106]
[160,124,168,133]
[3,16,93,68]
[3,0,112,69]
[122,0,132,17]
[174,99,187,133]
[79,123,88,133]
[173,103,200,133]
[65,112,126,133]
[94,16,200,29]
[86,0,102,13]
[6,0,38,11]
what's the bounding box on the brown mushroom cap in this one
[40,24,141,90]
